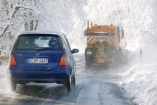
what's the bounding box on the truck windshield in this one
[14,35,62,50]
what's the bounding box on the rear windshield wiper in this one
[36,48,55,52]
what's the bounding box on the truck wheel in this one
[63,76,72,92]
[85,48,92,67]
[85,59,90,67]
[113,55,119,67]
[86,57,94,68]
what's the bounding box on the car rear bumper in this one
[9,65,71,83]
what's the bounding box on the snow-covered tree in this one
[0,0,43,46]
[0,0,87,54]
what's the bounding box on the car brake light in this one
[10,54,16,65]
[59,54,67,65]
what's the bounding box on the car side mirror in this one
[71,49,79,53]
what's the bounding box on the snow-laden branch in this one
[0,5,36,38]
[11,6,35,18]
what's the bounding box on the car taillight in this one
[59,54,67,65]
[10,54,16,65]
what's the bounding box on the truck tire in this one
[85,48,90,67]
[85,48,94,68]
[85,59,90,67]
[113,53,119,67]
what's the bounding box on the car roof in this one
[19,31,64,37]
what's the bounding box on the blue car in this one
[9,32,79,92]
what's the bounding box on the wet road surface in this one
[0,54,130,105]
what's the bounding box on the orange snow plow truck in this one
[84,22,128,67]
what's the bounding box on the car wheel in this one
[20,84,27,94]
[72,73,76,86]
[63,76,72,92]
[11,81,16,92]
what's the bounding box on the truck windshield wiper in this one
[36,48,55,52]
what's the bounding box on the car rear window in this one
[13,35,63,50]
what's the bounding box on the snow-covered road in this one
[0,53,131,105]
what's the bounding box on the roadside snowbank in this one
[120,43,157,105]
[0,65,11,94]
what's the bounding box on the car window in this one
[14,35,62,50]
[64,35,71,50]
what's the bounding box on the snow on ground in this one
[120,43,157,105]
[0,0,157,104]
[0,65,11,94]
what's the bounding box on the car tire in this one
[20,84,27,94]
[63,76,72,92]
[72,73,76,86]
[11,81,16,92]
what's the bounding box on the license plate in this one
[94,36,109,41]
[87,51,92,55]
[29,58,48,63]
